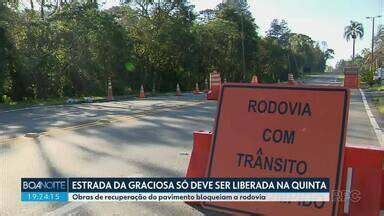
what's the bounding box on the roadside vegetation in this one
[0,1,333,104]
[372,97,384,114]
[337,20,384,87]
[369,85,384,91]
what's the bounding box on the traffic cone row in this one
[139,82,204,98]
[137,73,296,100]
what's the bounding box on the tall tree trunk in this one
[30,0,34,10]
[352,38,356,62]
[40,0,44,19]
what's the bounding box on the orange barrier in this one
[207,87,221,100]
[186,131,212,178]
[186,128,384,215]
[207,71,221,100]
[344,74,359,89]
[338,144,384,216]
[176,83,182,96]
[185,131,212,206]
[188,75,382,214]
[344,66,359,89]
[139,84,145,99]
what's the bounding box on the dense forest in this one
[0,0,333,102]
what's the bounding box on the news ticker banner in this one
[21,177,329,202]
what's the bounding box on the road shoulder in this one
[363,89,384,130]
[346,89,382,147]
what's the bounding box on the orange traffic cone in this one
[139,84,145,98]
[194,83,200,94]
[288,73,297,85]
[176,83,182,96]
[251,75,258,84]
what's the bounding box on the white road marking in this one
[359,89,384,146]
[343,167,353,214]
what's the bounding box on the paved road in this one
[1,95,217,216]
[0,94,206,140]
[303,74,381,147]
[302,74,344,86]
[364,90,384,129]
[1,74,382,215]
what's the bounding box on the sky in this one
[190,0,383,67]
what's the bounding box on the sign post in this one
[203,83,350,216]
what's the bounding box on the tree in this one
[266,19,291,47]
[119,0,197,92]
[216,1,259,81]
[198,9,215,22]
[258,37,288,82]
[287,33,314,75]
[193,19,240,81]
[344,21,364,61]
[0,0,335,103]
[324,49,335,60]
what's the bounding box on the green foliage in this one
[344,21,364,41]
[261,21,329,82]
[266,19,290,47]
[372,97,384,114]
[1,2,131,100]
[0,1,332,102]
[361,68,375,86]
[369,85,384,91]
[2,95,12,104]
[344,20,364,60]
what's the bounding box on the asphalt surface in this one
[303,74,381,147]
[1,74,382,215]
[364,90,384,129]
[1,94,217,216]
[0,94,207,140]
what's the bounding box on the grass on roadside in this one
[368,85,384,92]
[372,97,384,115]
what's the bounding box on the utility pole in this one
[240,12,246,82]
[366,15,382,68]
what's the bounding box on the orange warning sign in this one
[203,83,350,216]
